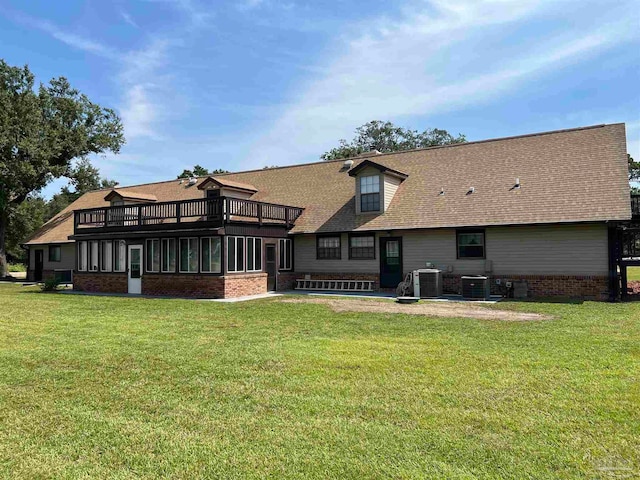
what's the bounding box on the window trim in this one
[348,233,376,260]
[200,237,222,274]
[316,235,342,260]
[179,237,199,273]
[456,229,486,259]
[227,236,245,273]
[78,241,87,272]
[246,237,263,272]
[278,238,293,271]
[88,241,99,272]
[161,238,177,273]
[114,240,126,273]
[146,239,161,273]
[48,245,61,263]
[100,240,113,272]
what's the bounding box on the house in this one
[24,123,636,300]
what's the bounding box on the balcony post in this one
[137,205,142,226]
[225,198,230,223]
[285,207,290,227]
[258,203,263,225]
[176,202,181,223]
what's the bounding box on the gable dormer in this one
[104,189,157,206]
[348,160,407,214]
[197,176,258,200]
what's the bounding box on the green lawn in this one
[628,266,640,281]
[0,284,638,479]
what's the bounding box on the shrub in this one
[8,263,26,273]
[40,278,61,292]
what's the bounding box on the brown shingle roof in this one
[197,176,258,192]
[104,189,158,202]
[24,123,632,245]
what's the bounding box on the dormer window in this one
[360,175,380,212]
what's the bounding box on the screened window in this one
[101,241,113,272]
[360,175,380,212]
[146,239,160,272]
[201,237,222,273]
[114,240,126,272]
[179,238,199,273]
[457,230,485,259]
[227,236,245,272]
[49,245,61,262]
[317,236,341,259]
[349,235,375,259]
[89,241,99,272]
[162,238,177,273]
[246,237,262,272]
[78,241,87,271]
[279,238,292,270]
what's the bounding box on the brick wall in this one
[224,273,267,298]
[142,274,225,298]
[74,273,128,294]
[276,271,298,291]
[443,274,609,300]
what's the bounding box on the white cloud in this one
[242,0,639,168]
[120,11,139,29]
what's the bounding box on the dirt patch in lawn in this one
[280,297,551,321]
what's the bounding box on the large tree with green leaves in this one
[629,154,640,194]
[321,120,466,161]
[0,60,124,276]
[177,165,229,178]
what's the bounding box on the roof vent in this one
[439,187,445,196]
[467,187,475,195]
[188,177,198,186]
[343,159,354,169]
[514,178,521,188]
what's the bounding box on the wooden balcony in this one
[74,196,304,234]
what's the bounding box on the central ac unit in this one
[413,269,443,298]
[461,275,490,300]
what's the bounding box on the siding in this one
[293,223,609,276]
[28,243,75,271]
[383,174,402,210]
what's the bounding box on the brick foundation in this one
[443,274,609,300]
[73,272,267,299]
[74,273,128,294]
[276,271,298,291]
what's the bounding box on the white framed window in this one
[349,234,375,259]
[246,237,262,272]
[146,239,160,272]
[227,236,245,272]
[201,237,222,273]
[162,238,177,273]
[360,175,380,212]
[114,240,126,272]
[78,241,87,271]
[317,236,341,260]
[101,240,113,272]
[179,238,199,273]
[89,241,99,272]
[278,238,292,270]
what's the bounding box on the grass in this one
[628,266,640,281]
[0,284,638,479]
[7,263,26,273]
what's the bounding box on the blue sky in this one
[0,0,639,197]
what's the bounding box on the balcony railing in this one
[74,196,304,233]
[632,194,640,219]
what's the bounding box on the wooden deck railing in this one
[632,194,640,219]
[74,196,304,233]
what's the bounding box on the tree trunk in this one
[0,213,7,278]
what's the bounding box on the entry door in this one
[34,250,44,282]
[379,237,403,288]
[265,244,276,291]
[128,245,142,294]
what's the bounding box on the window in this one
[227,236,245,272]
[49,245,61,262]
[89,241,99,271]
[279,238,292,270]
[360,175,380,212]
[246,237,262,272]
[179,238,199,273]
[101,241,113,272]
[146,239,160,272]
[162,238,177,273]
[114,241,126,272]
[317,236,341,260]
[349,235,375,259]
[457,230,485,259]
[201,237,221,273]
[78,241,87,271]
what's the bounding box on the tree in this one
[629,154,639,182]
[0,60,124,276]
[177,165,229,178]
[321,120,466,160]
[5,196,46,263]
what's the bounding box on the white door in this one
[128,245,142,294]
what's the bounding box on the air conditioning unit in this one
[413,269,443,298]
[461,275,490,300]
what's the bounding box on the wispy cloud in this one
[120,11,139,29]
[242,0,639,168]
